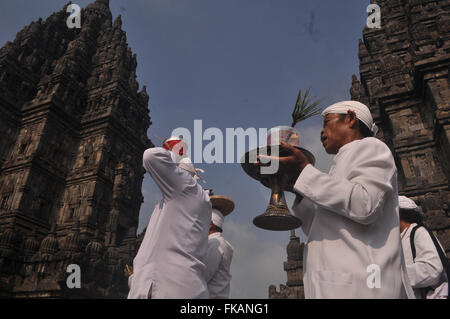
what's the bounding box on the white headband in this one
[322,101,378,135]
[399,196,419,211]
[211,208,224,229]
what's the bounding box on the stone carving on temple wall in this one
[436,14,450,36]
[0,178,15,212]
[365,35,383,53]
[0,124,16,162]
[380,54,406,74]
[366,76,383,97]
[350,75,367,101]
[385,19,406,36]
[72,137,105,173]
[16,127,34,159]
[139,85,150,105]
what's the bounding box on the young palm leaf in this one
[291,88,322,128]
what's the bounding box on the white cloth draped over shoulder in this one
[127,147,212,299]
[292,137,415,299]
[205,232,234,299]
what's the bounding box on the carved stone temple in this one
[0,0,152,298]
[270,0,450,298]
[269,230,304,299]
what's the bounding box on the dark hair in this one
[210,223,223,233]
[358,120,373,138]
[400,208,423,224]
[338,114,373,138]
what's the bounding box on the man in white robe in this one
[127,137,211,299]
[258,101,415,299]
[205,195,234,298]
[399,196,448,299]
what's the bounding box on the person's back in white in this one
[205,197,235,298]
[399,196,448,299]
[206,231,233,298]
[128,146,211,299]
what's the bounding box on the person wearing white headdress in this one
[399,196,448,299]
[205,195,234,299]
[258,100,415,298]
[127,137,211,299]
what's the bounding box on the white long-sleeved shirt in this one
[401,223,448,299]
[205,232,234,298]
[292,137,415,299]
[127,148,212,299]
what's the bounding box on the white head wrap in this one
[178,157,205,182]
[322,101,378,135]
[399,196,419,211]
[211,208,224,229]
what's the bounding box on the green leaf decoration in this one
[291,88,323,127]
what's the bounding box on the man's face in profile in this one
[320,114,349,155]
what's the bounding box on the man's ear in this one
[346,110,358,128]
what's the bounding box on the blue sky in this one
[0,0,371,298]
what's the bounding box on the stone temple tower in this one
[350,0,450,256]
[269,230,305,299]
[0,0,152,298]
